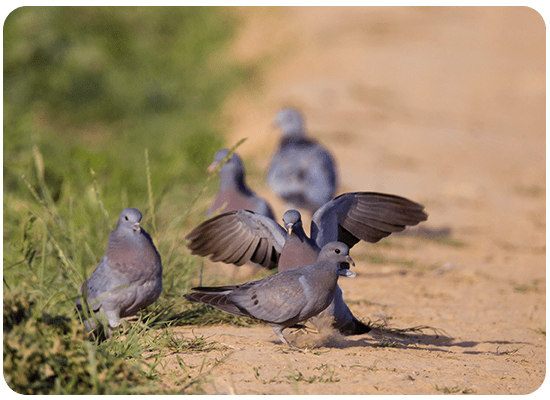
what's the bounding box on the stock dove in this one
[184,241,355,346]
[77,208,163,336]
[186,192,428,334]
[208,148,275,219]
[267,108,337,214]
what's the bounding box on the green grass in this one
[253,363,340,389]
[529,328,545,335]
[285,363,340,384]
[3,7,261,395]
[350,361,379,372]
[3,286,150,394]
[513,279,542,293]
[432,384,475,394]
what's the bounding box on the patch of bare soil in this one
[164,7,545,395]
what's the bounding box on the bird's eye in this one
[125,216,129,221]
[335,248,341,254]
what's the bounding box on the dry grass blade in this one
[145,148,158,238]
[366,318,452,340]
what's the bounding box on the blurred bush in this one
[4,7,252,212]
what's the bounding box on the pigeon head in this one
[274,108,305,137]
[208,149,244,176]
[319,241,356,278]
[282,209,302,235]
[117,208,142,233]
[208,149,229,173]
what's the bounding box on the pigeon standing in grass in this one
[186,192,428,335]
[184,241,355,346]
[77,208,163,337]
[207,148,275,219]
[267,108,337,215]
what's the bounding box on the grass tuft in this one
[145,148,158,238]
[432,384,475,394]
[3,288,149,395]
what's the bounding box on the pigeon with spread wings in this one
[186,192,427,335]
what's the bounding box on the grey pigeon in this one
[184,241,356,346]
[207,148,275,219]
[77,208,163,336]
[186,192,428,335]
[267,108,337,215]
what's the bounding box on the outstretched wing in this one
[186,210,287,269]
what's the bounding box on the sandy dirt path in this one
[162,7,545,395]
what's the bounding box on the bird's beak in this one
[286,223,294,235]
[338,255,356,278]
[133,222,141,233]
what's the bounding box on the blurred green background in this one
[4,6,249,212]
[3,6,259,394]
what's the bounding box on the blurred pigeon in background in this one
[267,108,337,215]
[186,191,428,335]
[208,148,275,219]
[77,208,163,337]
[184,241,356,346]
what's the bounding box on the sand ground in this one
[159,7,545,395]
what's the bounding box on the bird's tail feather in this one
[184,291,250,318]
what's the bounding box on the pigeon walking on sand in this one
[184,241,356,346]
[186,192,428,335]
[77,208,163,337]
[207,148,275,219]
[267,108,337,215]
